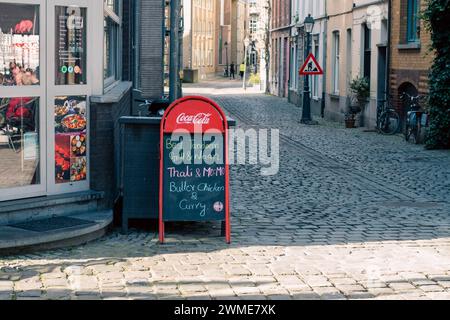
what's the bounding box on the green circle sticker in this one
[61,66,68,73]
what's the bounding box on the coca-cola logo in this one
[176,113,211,125]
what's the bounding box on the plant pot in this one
[345,118,356,128]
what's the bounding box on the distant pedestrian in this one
[239,62,245,80]
[229,63,235,79]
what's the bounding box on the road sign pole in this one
[301,31,312,124]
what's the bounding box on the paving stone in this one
[419,285,444,292]
[388,282,417,291]
[437,281,450,288]
[2,85,450,300]
[0,293,13,300]
[16,290,42,297]
[334,284,366,293]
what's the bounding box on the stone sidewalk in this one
[1,79,450,300]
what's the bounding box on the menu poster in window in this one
[54,96,87,184]
[55,6,87,85]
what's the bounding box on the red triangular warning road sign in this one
[299,53,323,75]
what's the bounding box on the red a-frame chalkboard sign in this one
[159,96,230,244]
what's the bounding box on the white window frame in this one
[0,0,103,201]
[312,34,320,99]
[46,0,103,196]
[332,31,340,94]
[0,0,46,201]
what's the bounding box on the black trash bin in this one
[118,117,161,232]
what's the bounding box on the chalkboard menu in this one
[159,96,230,243]
[162,133,225,221]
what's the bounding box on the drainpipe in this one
[321,2,328,118]
[169,0,181,102]
[386,0,392,99]
[133,0,141,88]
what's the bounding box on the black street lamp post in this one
[300,14,316,124]
[224,41,229,77]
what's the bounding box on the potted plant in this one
[346,76,370,128]
[344,111,357,128]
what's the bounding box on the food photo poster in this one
[54,96,87,184]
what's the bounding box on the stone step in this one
[0,210,112,255]
[0,190,104,226]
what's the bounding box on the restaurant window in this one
[0,3,41,191]
[55,6,87,85]
[0,3,40,87]
[407,0,420,43]
[0,96,40,189]
[104,0,122,88]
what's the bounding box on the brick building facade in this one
[389,0,433,116]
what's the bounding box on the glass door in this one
[0,0,46,201]
[46,0,92,195]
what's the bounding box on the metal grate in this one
[11,217,95,232]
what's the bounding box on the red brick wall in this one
[390,0,433,114]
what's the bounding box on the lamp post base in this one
[300,119,319,125]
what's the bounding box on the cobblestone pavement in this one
[1,78,450,300]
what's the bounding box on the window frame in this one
[363,23,371,86]
[406,0,419,43]
[103,0,122,90]
[312,34,320,99]
[332,31,340,94]
[0,0,47,201]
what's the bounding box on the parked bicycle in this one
[376,95,400,135]
[402,92,429,144]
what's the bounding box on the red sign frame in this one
[299,53,323,75]
[159,96,231,244]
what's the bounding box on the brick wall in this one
[390,0,433,113]
[90,86,132,209]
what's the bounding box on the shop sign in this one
[159,96,230,244]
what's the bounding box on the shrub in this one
[349,76,370,104]
[423,0,450,149]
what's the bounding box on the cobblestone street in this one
[1,79,450,300]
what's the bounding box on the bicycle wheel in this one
[413,126,422,144]
[407,128,419,144]
[379,111,400,135]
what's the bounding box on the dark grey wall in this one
[122,0,133,82]
[90,88,132,208]
[139,0,165,98]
